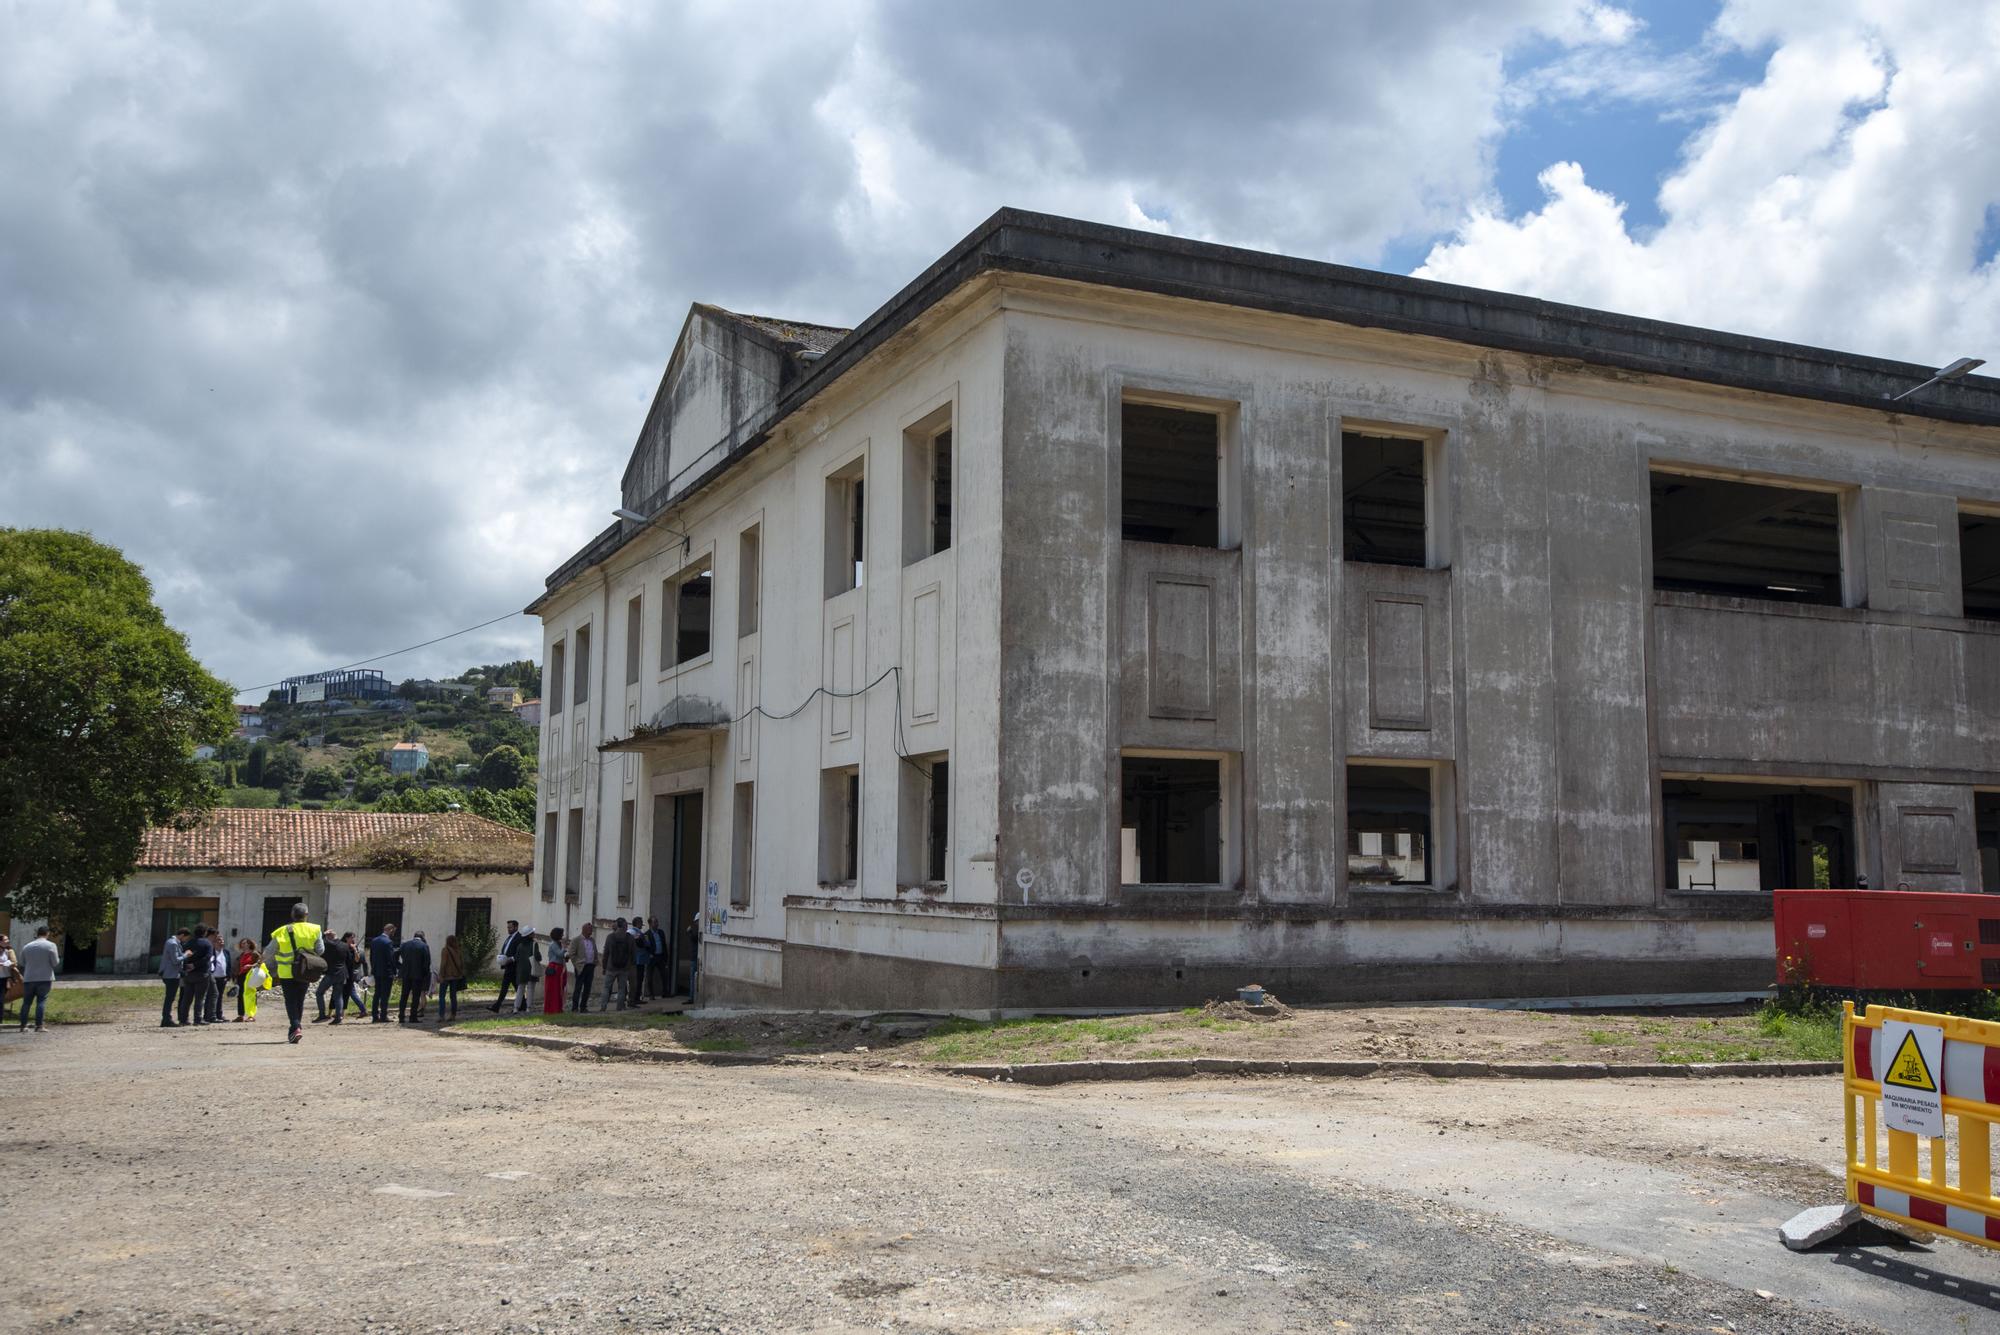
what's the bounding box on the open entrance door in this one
[648,790,704,1000]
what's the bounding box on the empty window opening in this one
[675,564,712,665]
[454,897,492,937]
[363,898,404,942]
[897,754,949,887]
[1120,755,1222,885]
[1978,792,1999,893]
[1662,778,1855,892]
[1346,763,1433,887]
[1121,402,1221,547]
[731,782,755,908]
[819,766,860,884]
[825,459,866,596]
[616,799,635,906]
[572,626,591,706]
[548,640,566,717]
[738,525,761,636]
[541,812,558,899]
[1649,472,1843,605]
[1342,432,1428,566]
[625,596,643,686]
[563,807,584,902]
[1962,510,2000,620]
[904,416,954,564]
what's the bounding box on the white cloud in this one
[1418,0,2000,365]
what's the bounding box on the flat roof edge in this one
[535,208,2000,604]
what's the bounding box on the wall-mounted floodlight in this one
[612,506,692,555]
[1886,356,1985,403]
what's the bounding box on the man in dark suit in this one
[397,931,433,1023]
[177,924,214,1026]
[368,925,399,1023]
[314,932,357,1025]
[489,920,521,1011]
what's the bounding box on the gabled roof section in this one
[716,308,850,358]
[138,809,533,874]
[536,207,2000,610]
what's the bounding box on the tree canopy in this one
[474,743,527,791]
[0,530,235,926]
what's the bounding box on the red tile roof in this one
[138,809,533,873]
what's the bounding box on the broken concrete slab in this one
[1779,1203,1861,1251]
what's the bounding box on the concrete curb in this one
[945,1056,1841,1084]
[445,1028,1840,1084]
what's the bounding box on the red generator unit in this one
[1774,888,2000,991]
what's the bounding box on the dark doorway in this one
[149,899,218,965]
[1977,792,1999,893]
[61,927,101,975]
[1119,755,1222,885]
[261,895,298,945]
[649,790,705,998]
[1661,779,1855,892]
[364,897,405,941]
[455,897,493,936]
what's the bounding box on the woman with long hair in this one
[436,933,467,1023]
[233,937,259,1021]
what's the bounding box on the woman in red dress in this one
[542,927,568,1015]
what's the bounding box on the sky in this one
[5,0,1998,698]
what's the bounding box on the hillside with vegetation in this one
[204,661,542,829]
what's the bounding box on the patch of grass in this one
[688,1037,748,1053]
[1580,1028,1635,1047]
[1756,1007,1842,1062]
[909,1013,1181,1064]
[1655,1039,1769,1064]
[32,984,161,1025]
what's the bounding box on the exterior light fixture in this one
[611,507,692,555]
[1886,357,1985,403]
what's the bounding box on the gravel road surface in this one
[8,1013,1998,1333]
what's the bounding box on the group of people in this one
[158,907,471,1042]
[489,915,693,1015]
[0,928,64,1032]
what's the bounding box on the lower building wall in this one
[693,903,1772,1011]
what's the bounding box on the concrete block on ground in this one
[1780,1203,1862,1251]
[1286,1060,1381,1078]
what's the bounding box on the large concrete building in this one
[529,209,2000,1011]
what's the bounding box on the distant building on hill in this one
[234,705,265,739]
[487,685,523,708]
[275,668,391,705]
[514,699,542,726]
[387,741,430,775]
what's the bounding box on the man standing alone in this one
[369,925,399,1023]
[15,927,60,1032]
[490,920,521,1012]
[263,903,325,1045]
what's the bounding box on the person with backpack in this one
[397,931,432,1023]
[262,903,326,1045]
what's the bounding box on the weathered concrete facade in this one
[532,211,2000,1011]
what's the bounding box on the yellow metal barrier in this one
[1843,1000,2000,1249]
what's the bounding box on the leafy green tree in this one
[260,743,305,790]
[0,530,235,924]
[475,744,527,791]
[300,765,344,799]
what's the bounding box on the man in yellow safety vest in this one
[262,902,325,1045]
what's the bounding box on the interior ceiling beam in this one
[1650,480,1818,558]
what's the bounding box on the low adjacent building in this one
[386,741,430,775]
[105,808,533,971]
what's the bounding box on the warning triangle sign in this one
[1885,1030,1938,1092]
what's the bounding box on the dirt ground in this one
[12,1006,2000,1333]
[467,997,1831,1068]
